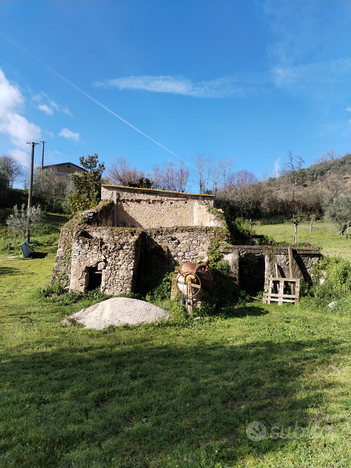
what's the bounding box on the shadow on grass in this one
[30,252,48,259]
[0,266,20,276]
[222,305,269,318]
[0,334,346,468]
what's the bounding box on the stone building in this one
[51,185,321,296]
[51,186,224,295]
[43,162,87,176]
[100,185,219,229]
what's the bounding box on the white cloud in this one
[59,128,80,141]
[38,103,54,115]
[0,73,23,118]
[93,75,251,98]
[347,107,351,112]
[8,148,30,167]
[0,68,41,152]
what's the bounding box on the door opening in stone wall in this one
[135,238,175,295]
[239,254,265,296]
[87,267,102,291]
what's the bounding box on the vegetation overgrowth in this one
[215,152,351,223]
[2,211,351,466]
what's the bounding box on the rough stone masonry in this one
[51,185,321,296]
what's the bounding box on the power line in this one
[2,33,200,174]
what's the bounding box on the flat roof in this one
[102,184,215,198]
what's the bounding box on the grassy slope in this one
[1,219,351,467]
[255,221,351,261]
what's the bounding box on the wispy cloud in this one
[273,58,351,89]
[92,57,351,99]
[38,103,54,115]
[33,92,72,116]
[273,158,280,177]
[59,128,80,141]
[62,106,73,116]
[347,107,351,112]
[93,75,256,98]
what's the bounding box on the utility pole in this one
[40,141,47,170]
[26,141,39,242]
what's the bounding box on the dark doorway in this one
[87,267,102,291]
[239,254,265,296]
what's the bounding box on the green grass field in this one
[1,216,351,467]
[254,221,351,261]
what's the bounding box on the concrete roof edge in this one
[101,184,215,198]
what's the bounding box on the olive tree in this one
[324,194,351,236]
[6,204,45,241]
[33,167,70,212]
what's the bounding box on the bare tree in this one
[153,160,190,192]
[220,170,259,217]
[230,170,258,190]
[282,151,305,204]
[194,153,215,193]
[108,155,152,186]
[313,148,341,164]
[215,157,236,192]
[194,154,236,193]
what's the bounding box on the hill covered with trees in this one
[216,151,351,224]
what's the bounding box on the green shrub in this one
[145,271,173,301]
[33,283,110,306]
[309,256,351,304]
[36,224,59,235]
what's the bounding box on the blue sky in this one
[0,0,350,190]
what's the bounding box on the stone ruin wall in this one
[51,190,321,296]
[221,245,321,291]
[101,185,219,229]
[51,222,220,296]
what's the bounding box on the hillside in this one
[216,152,351,223]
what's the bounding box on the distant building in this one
[43,162,87,176]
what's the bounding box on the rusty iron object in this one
[176,263,213,298]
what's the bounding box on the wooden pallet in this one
[262,277,300,305]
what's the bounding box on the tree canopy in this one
[0,154,23,197]
[68,154,105,214]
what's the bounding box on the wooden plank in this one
[262,277,300,306]
[288,247,295,295]
[278,279,284,305]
